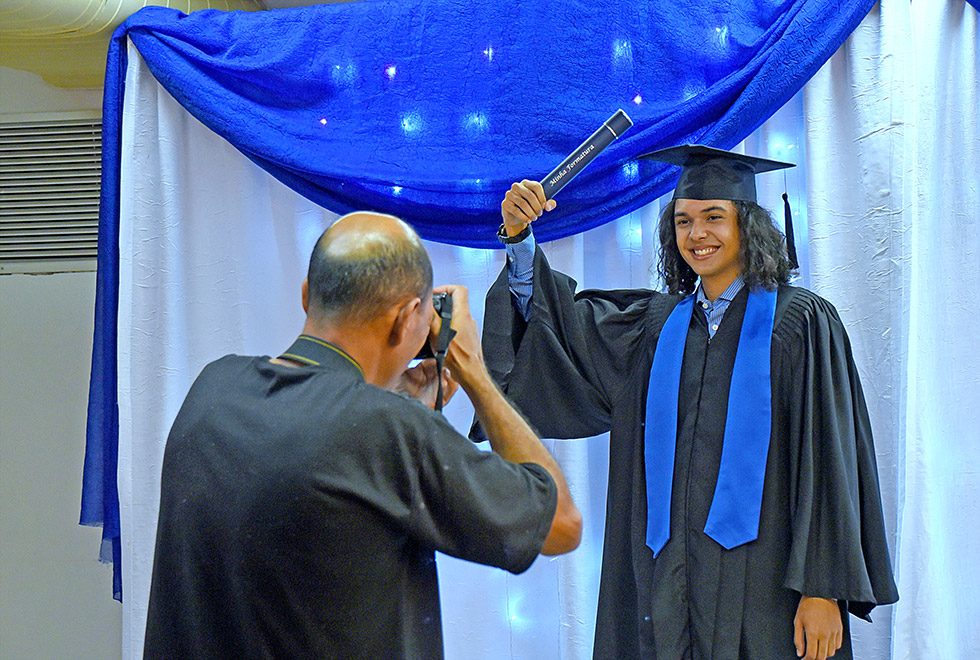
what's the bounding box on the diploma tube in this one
[540,109,633,200]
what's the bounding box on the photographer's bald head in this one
[275,211,435,389]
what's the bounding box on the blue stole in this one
[644,287,777,556]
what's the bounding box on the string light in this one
[465,112,488,133]
[332,62,356,86]
[613,38,632,62]
[401,112,422,134]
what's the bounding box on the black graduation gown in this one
[478,246,898,660]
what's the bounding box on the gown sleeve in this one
[777,290,899,619]
[477,244,667,440]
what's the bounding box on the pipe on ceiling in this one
[0,1,266,88]
[0,1,265,38]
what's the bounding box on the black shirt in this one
[144,347,557,660]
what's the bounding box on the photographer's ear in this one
[389,296,423,346]
[301,278,310,314]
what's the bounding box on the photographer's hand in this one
[431,285,485,384]
[391,359,459,410]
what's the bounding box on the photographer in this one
[143,211,582,660]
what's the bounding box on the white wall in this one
[0,67,103,115]
[0,66,122,660]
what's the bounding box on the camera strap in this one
[432,295,455,412]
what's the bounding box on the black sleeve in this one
[778,290,899,619]
[386,400,558,575]
[479,245,665,440]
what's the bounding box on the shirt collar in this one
[279,334,365,379]
[696,275,745,307]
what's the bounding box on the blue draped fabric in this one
[80,22,128,600]
[82,0,875,599]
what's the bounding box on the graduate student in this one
[143,212,581,660]
[481,146,898,660]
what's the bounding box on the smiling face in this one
[673,198,742,299]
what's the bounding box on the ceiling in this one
[0,0,343,89]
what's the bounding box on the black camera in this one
[415,292,455,412]
[416,292,453,360]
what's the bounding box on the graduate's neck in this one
[700,270,740,302]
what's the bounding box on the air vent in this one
[0,113,101,274]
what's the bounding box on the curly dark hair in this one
[657,199,793,295]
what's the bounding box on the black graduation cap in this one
[639,144,800,268]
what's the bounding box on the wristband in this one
[497,223,531,244]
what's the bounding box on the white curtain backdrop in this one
[803,2,980,658]
[898,0,980,654]
[116,1,980,656]
[117,44,339,657]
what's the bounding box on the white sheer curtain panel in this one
[802,3,910,657]
[898,0,980,656]
[804,1,980,657]
[117,44,340,658]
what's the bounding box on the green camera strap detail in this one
[279,335,364,377]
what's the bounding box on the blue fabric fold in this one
[84,0,876,597]
[110,0,874,247]
[79,21,129,601]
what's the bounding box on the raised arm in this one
[501,179,556,237]
[481,180,659,441]
[500,180,554,320]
